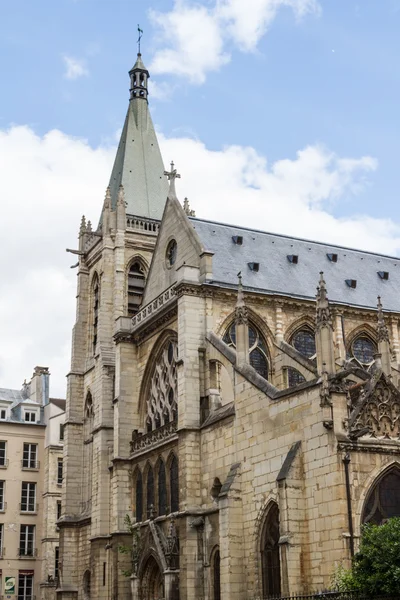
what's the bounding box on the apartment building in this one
[0,366,65,600]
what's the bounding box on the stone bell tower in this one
[57,53,168,600]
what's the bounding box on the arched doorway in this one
[363,465,400,524]
[260,503,281,597]
[82,570,91,600]
[141,556,164,600]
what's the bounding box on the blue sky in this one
[2,0,400,220]
[2,0,400,394]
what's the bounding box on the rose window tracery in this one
[146,340,178,433]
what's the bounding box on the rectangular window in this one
[0,409,6,420]
[0,441,6,467]
[22,444,38,469]
[57,459,63,485]
[19,525,35,557]
[0,523,3,556]
[21,482,36,513]
[55,547,59,579]
[59,424,64,441]
[57,501,62,520]
[24,411,37,423]
[18,573,34,600]
[0,481,4,510]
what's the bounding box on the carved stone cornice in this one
[130,420,178,456]
[114,331,133,344]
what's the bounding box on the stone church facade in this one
[57,53,400,600]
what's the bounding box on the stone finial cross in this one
[164,161,181,198]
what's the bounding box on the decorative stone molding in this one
[130,420,178,455]
[349,377,400,440]
[131,283,177,330]
[126,214,160,234]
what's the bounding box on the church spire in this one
[315,272,335,375]
[105,51,168,221]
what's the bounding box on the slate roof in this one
[189,217,400,312]
[0,387,24,403]
[50,398,66,411]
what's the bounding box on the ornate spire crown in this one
[164,161,181,200]
[129,29,149,102]
[316,271,333,330]
[377,296,390,343]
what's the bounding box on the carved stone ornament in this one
[377,296,390,343]
[315,272,333,331]
[235,305,248,326]
[349,376,400,440]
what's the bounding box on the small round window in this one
[166,240,177,268]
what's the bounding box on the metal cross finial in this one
[164,160,181,198]
[137,25,143,54]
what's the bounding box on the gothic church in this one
[57,53,400,600]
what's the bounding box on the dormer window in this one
[0,409,7,421]
[24,410,37,423]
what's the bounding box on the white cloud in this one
[63,54,89,80]
[150,0,321,82]
[0,124,398,397]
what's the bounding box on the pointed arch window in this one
[127,261,146,316]
[351,335,376,366]
[213,548,221,600]
[290,327,316,359]
[146,340,178,433]
[135,470,143,523]
[82,393,94,511]
[146,466,155,519]
[158,460,167,516]
[261,503,281,597]
[170,455,179,513]
[286,367,306,388]
[223,323,269,379]
[363,467,400,524]
[92,277,99,354]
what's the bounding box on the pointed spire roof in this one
[106,54,168,220]
[316,271,333,330]
[235,272,248,325]
[377,296,390,343]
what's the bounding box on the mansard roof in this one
[189,217,400,311]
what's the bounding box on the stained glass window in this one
[352,336,376,365]
[135,470,143,522]
[291,328,316,359]
[287,367,306,388]
[147,467,155,518]
[158,461,167,516]
[223,323,269,380]
[363,468,400,524]
[170,455,179,513]
[146,340,178,432]
[261,503,281,597]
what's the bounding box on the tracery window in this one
[362,467,400,525]
[223,323,269,380]
[146,466,155,518]
[351,335,376,366]
[286,367,306,388]
[170,455,179,513]
[127,261,146,316]
[290,327,316,359]
[146,340,178,433]
[261,503,281,597]
[82,393,94,510]
[158,460,167,516]
[135,470,143,522]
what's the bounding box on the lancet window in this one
[213,548,221,600]
[135,470,143,522]
[146,340,178,433]
[261,503,281,597]
[351,334,376,366]
[82,393,94,511]
[158,460,167,516]
[286,367,306,388]
[290,327,316,359]
[362,467,400,525]
[170,455,179,513]
[127,261,146,316]
[146,466,155,519]
[92,276,99,354]
[223,323,269,379]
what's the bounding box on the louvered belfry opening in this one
[128,261,146,316]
